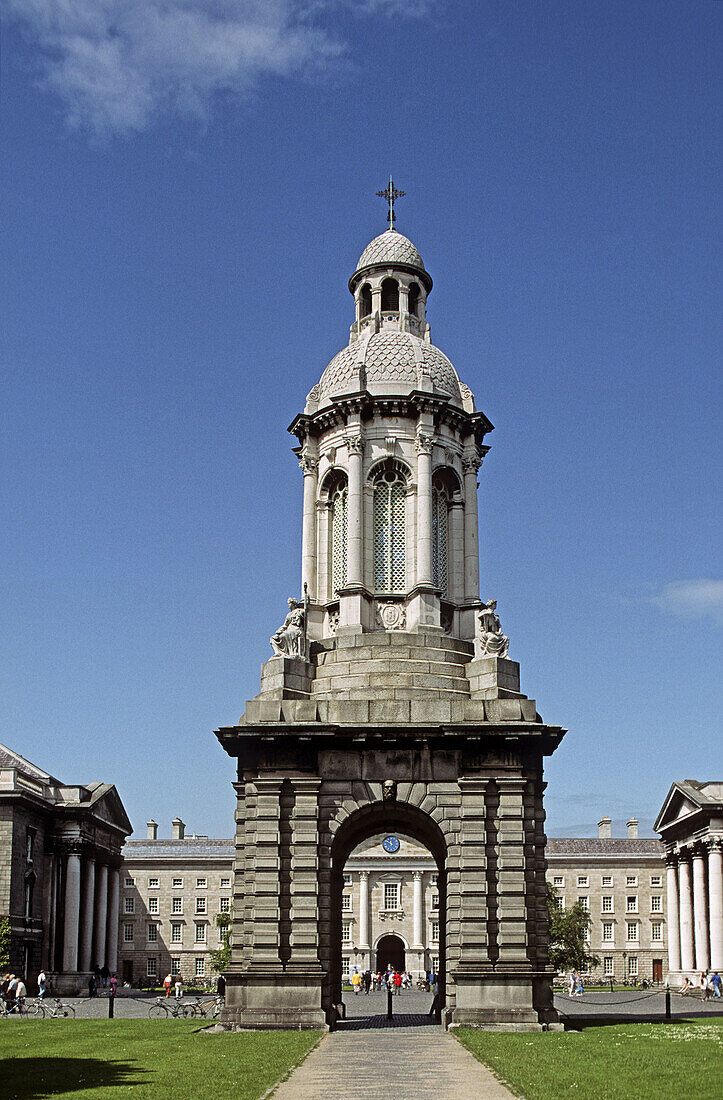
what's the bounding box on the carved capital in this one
[359,870,369,881]
[298,455,318,476]
[415,432,433,456]
[412,870,422,881]
[462,453,482,474]
[346,435,364,455]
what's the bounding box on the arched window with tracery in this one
[373,464,407,591]
[330,481,348,592]
[432,480,449,596]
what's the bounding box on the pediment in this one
[655,783,703,833]
[86,784,133,836]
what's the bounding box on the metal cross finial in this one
[376,175,405,230]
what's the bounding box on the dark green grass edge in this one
[256,1029,326,1100]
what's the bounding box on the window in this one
[123,924,134,943]
[431,893,439,911]
[148,877,159,888]
[331,480,348,592]
[26,828,35,862]
[432,482,449,596]
[148,897,159,914]
[553,876,564,887]
[602,922,614,942]
[431,921,440,942]
[373,467,406,591]
[24,878,34,918]
[627,922,638,942]
[220,877,231,889]
[172,897,183,914]
[577,876,588,888]
[219,897,230,913]
[626,896,638,913]
[626,876,637,887]
[147,924,158,943]
[171,923,182,944]
[651,921,663,942]
[651,875,662,887]
[171,958,181,976]
[343,874,352,887]
[341,922,351,944]
[124,877,134,887]
[578,896,589,911]
[196,878,207,889]
[604,956,614,976]
[602,896,613,913]
[384,883,399,910]
[628,956,638,977]
[359,283,372,318]
[124,897,135,914]
[195,897,207,915]
[195,923,206,944]
[342,894,351,910]
[172,877,183,888]
[431,875,438,886]
[651,896,662,912]
[380,277,399,311]
[195,958,205,978]
[602,876,613,887]
[146,958,157,979]
[408,282,420,318]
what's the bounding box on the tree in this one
[0,916,10,971]
[546,883,600,973]
[208,912,231,974]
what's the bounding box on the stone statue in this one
[270,598,305,658]
[383,780,397,801]
[474,599,509,660]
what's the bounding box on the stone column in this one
[79,857,96,972]
[106,867,120,974]
[462,454,481,601]
[707,839,723,970]
[448,499,464,601]
[62,850,82,973]
[412,871,424,949]
[678,852,695,972]
[299,454,318,599]
[346,434,364,587]
[496,777,528,964]
[666,855,681,973]
[288,779,322,968]
[358,871,370,951]
[94,863,108,970]
[692,845,710,971]
[415,432,434,586]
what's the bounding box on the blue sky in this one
[2,1,721,841]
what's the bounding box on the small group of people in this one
[163,973,184,999]
[567,972,585,996]
[88,970,117,998]
[680,971,721,999]
[1,974,28,1013]
[349,968,419,994]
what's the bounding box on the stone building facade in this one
[546,817,667,982]
[655,780,723,986]
[215,209,567,1031]
[0,743,131,994]
[119,819,234,987]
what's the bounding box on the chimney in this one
[598,816,612,839]
[146,819,158,841]
[627,818,639,839]
[172,817,185,841]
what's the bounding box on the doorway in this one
[376,934,405,974]
[652,959,663,983]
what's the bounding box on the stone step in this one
[315,645,471,668]
[311,670,471,695]
[315,630,474,657]
[311,685,471,701]
[313,657,469,680]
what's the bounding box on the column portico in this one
[692,846,710,971]
[106,867,120,974]
[666,856,681,973]
[80,857,96,972]
[462,455,481,602]
[358,871,370,951]
[412,870,424,949]
[300,455,318,598]
[708,839,723,970]
[94,863,108,971]
[415,432,434,587]
[62,850,82,974]
[678,853,695,972]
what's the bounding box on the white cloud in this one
[650,579,723,626]
[6,1,429,134]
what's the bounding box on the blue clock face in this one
[382,836,400,854]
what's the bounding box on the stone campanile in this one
[217,198,566,1031]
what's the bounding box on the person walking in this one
[393,971,402,995]
[568,971,576,996]
[710,971,721,998]
[175,976,183,1000]
[14,978,27,1014]
[88,974,97,998]
[109,974,118,998]
[37,970,47,999]
[216,973,226,998]
[351,969,362,995]
[163,973,173,998]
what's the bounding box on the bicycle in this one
[148,997,191,1018]
[35,998,76,1019]
[187,996,223,1019]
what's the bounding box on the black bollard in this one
[387,989,393,1020]
[108,993,114,1018]
[665,985,671,1021]
[610,978,614,993]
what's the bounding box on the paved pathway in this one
[271,991,515,1100]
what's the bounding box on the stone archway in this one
[376,934,405,974]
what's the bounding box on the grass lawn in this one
[456,1018,723,1100]
[0,1020,322,1100]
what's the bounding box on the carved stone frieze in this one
[376,602,406,631]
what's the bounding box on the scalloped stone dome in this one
[356,230,425,273]
[317,330,461,403]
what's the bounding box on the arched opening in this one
[380,277,399,311]
[327,800,447,1028]
[408,281,420,318]
[321,469,348,596]
[359,283,372,318]
[432,468,461,599]
[376,934,405,974]
[371,461,409,592]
